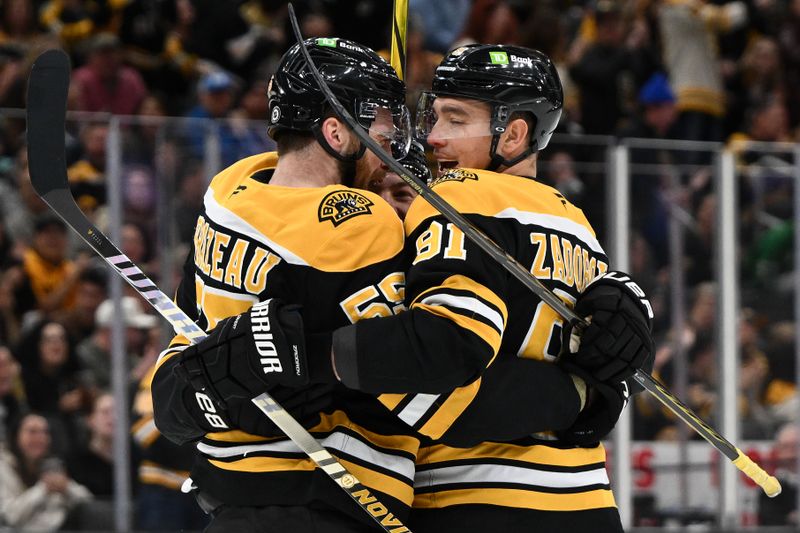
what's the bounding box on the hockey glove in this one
[226,383,336,437]
[555,379,630,446]
[175,299,328,406]
[560,271,654,385]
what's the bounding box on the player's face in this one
[365,171,417,219]
[424,96,493,175]
[353,107,396,193]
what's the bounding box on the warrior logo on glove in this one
[250,300,302,377]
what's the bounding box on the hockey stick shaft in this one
[390,0,408,81]
[26,49,412,532]
[287,6,780,497]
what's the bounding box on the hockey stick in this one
[287,6,781,497]
[389,0,408,81]
[26,49,411,533]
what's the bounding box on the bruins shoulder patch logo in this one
[430,168,479,186]
[318,190,374,226]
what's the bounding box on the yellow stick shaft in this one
[390,0,408,80]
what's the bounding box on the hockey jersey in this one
[151,152,420,524]
[340,167,615,513]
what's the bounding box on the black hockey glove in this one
[555,379,630,446]
[175,299,331,406]
[226,382,336,437]
[560,271,654,385]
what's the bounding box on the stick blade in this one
[26,49,71,197]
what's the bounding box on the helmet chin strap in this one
[487,133,534,172]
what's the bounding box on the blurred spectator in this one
[399,13,443,109]
[0,413,92,531]
[658,0,747,148]
[132,366,208,531]
[123,167,158,232]
[15,319,92,454]
[0,345,25,443]
[76,296,156,391]
[15,215,90,317]
[758,422,799,526]
[53,267,108,341]
[185,70,250,168]
[123,93,170,166]
[229,78,274,157]
[725,36,786,136]
[120,221,155,277]
[0,44,26,112]
[618,72,679,265]
[71,32,149,116]
[0,0,40,47]
[173,160,207,246]
[39,0,117,51]
[117,0,188,113]
[778,0,800,127]
[67,392,116,497]
[568,0,656,135]
[410,0,471,53]
[0,145,48,245]
[454,0,522,48]
[539,151,585,205]
[762,321,797,424]
[67,122,108,215]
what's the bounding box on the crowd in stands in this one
[0,0,798,529]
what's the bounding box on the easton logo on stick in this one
[318,190,374,226]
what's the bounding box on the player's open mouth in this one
[437,160,458,175]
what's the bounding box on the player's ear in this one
[499,116,530,157]
[320,116,348,152]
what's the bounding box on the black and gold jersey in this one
[338,167,614,514]
[151,152,419,523]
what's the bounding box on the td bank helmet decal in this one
[318,190,374,226]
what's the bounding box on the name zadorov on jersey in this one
[529,231,608,291]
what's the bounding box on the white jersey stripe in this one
[494,208,605,255]
[204,189,309,266]
[397,393,440,426]
[415,463,609,490]
[420,293,504,332]
[198,431,415,482]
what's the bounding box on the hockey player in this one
[244,45,654,532]
[151,38,421,532]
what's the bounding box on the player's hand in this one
[175,299,319,405]
[555,379,629,446]
[560,271,654,385]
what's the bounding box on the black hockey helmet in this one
[268,37,410,160]
[416,44,563,170]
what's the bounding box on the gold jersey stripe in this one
[405,169,592,236]
[418,378,480,440]
[418,442,607,468]
[205,410,419,453]
[412,487,616,511]
[378,393,406,411]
